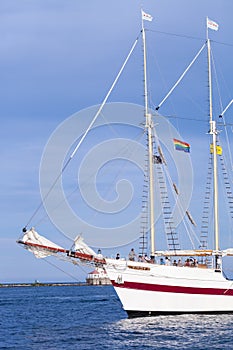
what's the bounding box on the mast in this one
[206,17,219,256]
[141,11,155,257]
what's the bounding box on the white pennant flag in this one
[141,10,153,22]
[207,17,219,31]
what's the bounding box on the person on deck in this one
[185,259,191,266]
[97,249,103,258]
[128,248,136,261]
[192,258,198,267]
[160,258,165,265]
[177,259,183,267]
[143,254,150,262]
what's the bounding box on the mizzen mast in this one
[206,17,220,257]
[141,10,155,258]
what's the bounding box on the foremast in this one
[141,12,155,258]
[206,18,220,263]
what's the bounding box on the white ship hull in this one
[105,259,233,317]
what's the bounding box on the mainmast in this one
[206,17,220,256]
[141,10,155,257]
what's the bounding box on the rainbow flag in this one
[173,138,190,153]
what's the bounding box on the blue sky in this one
[1,1,233,283]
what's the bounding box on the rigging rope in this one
[25,32,141,228]
[41,256,89,283]
[220,101,233,172]
[149,29,233,48]
[211,47,233,171]
[156,42,206,110]
[153,129,201,249]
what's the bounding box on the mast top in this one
[141,9,153,27]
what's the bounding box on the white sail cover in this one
[71,235,97,256]
[21,227,65,258]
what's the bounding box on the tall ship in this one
[18,11,233,317]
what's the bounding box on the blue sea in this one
[1,285,233,349]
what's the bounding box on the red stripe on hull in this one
[111,280,233,296]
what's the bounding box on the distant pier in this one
[0,282,88,288]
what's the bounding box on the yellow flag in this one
[210,144,222,155]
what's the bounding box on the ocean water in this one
[1,285,233,350]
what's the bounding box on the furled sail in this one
[18,227,105,264]
[71,235,97,256]
[18,227,67,258]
